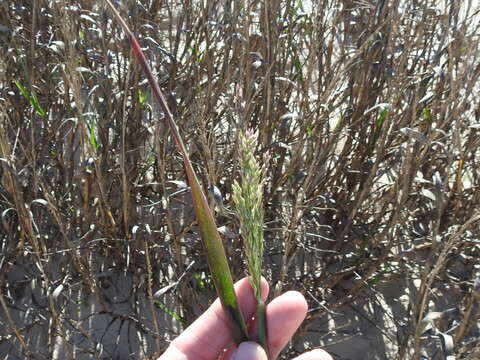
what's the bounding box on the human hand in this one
[158,277,332,360]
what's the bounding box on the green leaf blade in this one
[103,0,248,344]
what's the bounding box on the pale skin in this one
[158,277,333,360]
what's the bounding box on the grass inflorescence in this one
[233,130,267,351]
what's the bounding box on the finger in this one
[265,291,308,359]
[158,277,269,360]
[231,341,268,360]
[292,349,333,360]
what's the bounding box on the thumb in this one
[231,341,268,360]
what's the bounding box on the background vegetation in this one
[0,0,479,359]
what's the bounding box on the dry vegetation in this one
[1,0,480,359]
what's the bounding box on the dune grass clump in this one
[1,0,480,359]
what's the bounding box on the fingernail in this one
[231,341,268,360]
